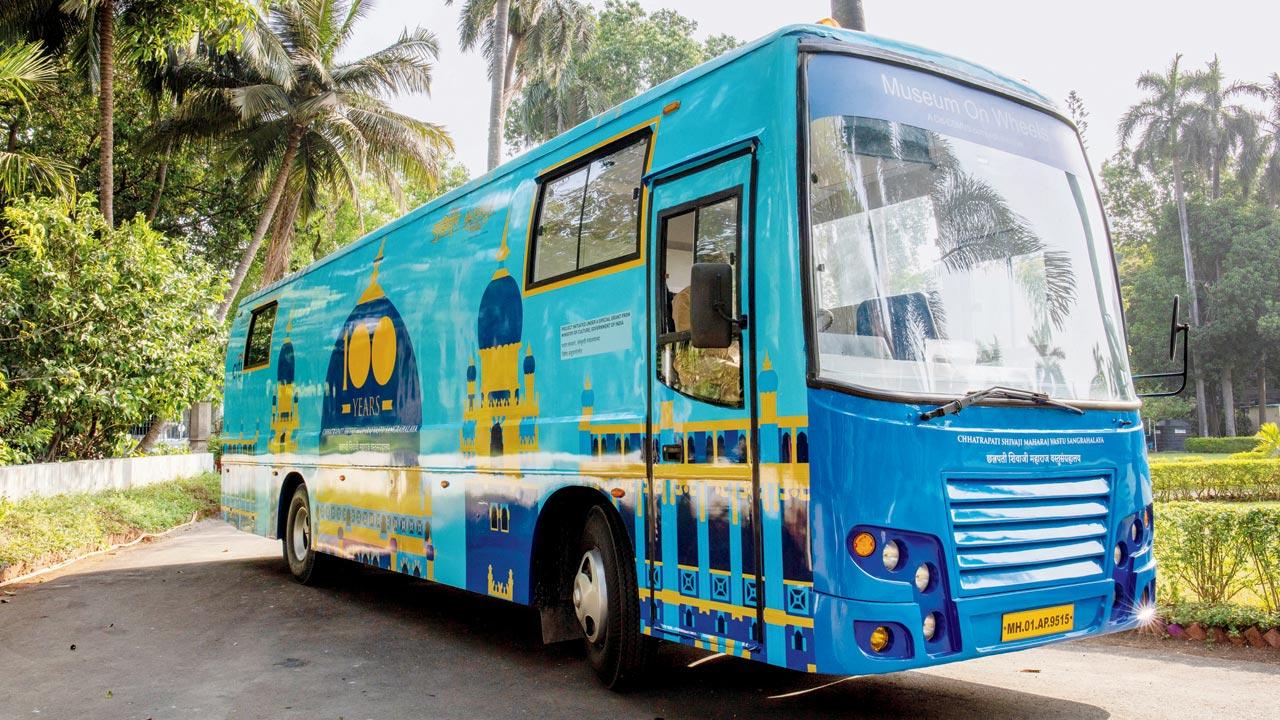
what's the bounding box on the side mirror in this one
[1167,294,1183,360]
[1135,294,1191,397]
[689,262,735,349]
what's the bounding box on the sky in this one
[345,0,1280,178]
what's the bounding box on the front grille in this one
[945,474,1111,595]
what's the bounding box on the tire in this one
[575,505,653,689]
[283,484,332,585]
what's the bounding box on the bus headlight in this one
[922,612,938,641]
[914,563,931,592]
[882,540,901,571]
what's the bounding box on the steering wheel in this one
[815,308,835,332]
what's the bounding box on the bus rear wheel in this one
[284,484,332,585]
[576,505,651,689]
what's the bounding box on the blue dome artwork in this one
[277,339,295,385]
[758,365,778,393]
[477,272,522,349]
[523,351,536,374]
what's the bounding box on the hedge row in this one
[1161,601,1280,634]
[1183,436,1260,454]
[1150,458,1280,502]
[1155,502,1280,612]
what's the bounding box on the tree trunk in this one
[1222,367,1237,436]
[133,416,169,455]
[831,0,866,30]
[1172,155,1209,436]
[486,0,511,172]
[1259,357,1269,427]
[261,188,302,286]
[98,0,115,226]
[501,36,522,109]
[146,135,174,223]
[216,125,304,324]
[6,111,18,151]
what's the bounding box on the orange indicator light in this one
[853,532,876,557]
[869,626,891,652]
[610,488,626,498]
[663,100,681,115]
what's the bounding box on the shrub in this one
[1156,503,1250,604]
[1150,458,1280,501]
[1155,502,1280,611]
[1162,601,1280,633]
[1254,423,1280,458]
[1237,508,1280,612]
[1184,436,1260,454]
[0,195,226,464]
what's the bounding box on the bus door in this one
[646,149,763,654]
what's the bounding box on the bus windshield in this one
[805,55,1134,403]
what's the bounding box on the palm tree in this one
[449,0,592,170]
[158,0,453,321]
[1184,57,1265,436]
[1186,56,1263,201]
[1255,73,1280,205]
[1119,55,1210,436]
[0,41,75,198]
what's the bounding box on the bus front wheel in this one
[576,505,652,689]
[284,484,332,585]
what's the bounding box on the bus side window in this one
[243,302,278,371]
[529,133,649,286]
[657,194,742,407]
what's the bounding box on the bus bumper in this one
[811,557,1156,675]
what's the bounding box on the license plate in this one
[1001,603,1075,642]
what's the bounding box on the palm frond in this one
[0,147,76,197]
[332,27,439,95]
[0,41,60,106]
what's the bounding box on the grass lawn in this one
[0,472,220,581]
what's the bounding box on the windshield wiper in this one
[919,386,1085,421]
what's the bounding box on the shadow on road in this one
[0,535,1112,719]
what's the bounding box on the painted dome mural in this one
[321,244,422,462]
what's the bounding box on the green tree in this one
[1119,55,1210,435]
[0,194,225,464]
[2,0,260,225]
[506,1,739,148]
[449,0,593,170]
[1198,198,1280,434]
[156,0,454,320]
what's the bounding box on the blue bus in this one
[221,23,1169,688]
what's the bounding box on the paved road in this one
[2,521,1276,720]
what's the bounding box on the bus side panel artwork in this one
[217,31,822,671]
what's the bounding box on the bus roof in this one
[239,23,1059,309]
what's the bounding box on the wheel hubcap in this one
[292,505,310,560]
[573,548,608,643]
